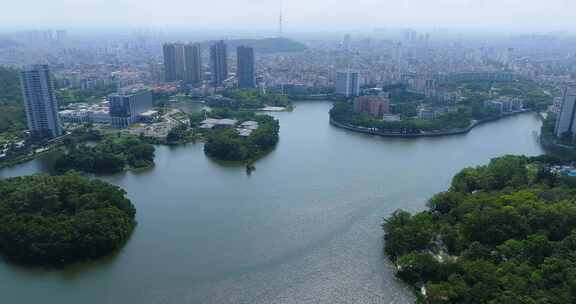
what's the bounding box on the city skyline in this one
[2,1,576,303]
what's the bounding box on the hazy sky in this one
[2,0,575,33]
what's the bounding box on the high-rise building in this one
[554,87,576,141]
[184,43,202,85]
[55,30,67,42]
[109,87,153,129]
[393,42,403,66]
[174,44,185,81]
[342,34,351,51]
[424,79,437,98]
[163,43,177,82]
[500,48,514,66]
[335,70,360,98]
[20,64,62,140]
[163,43,185,82]
[237,46,255,89]
[210,40,228,86]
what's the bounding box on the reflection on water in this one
[0,150,60,178]
[0,101,544,304]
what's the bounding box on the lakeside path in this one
[330,109,533,138]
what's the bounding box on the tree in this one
[0,67,26,133]
[383,211,435,259]
[55,134,155,174]
[0,173,136,264]
[203,113,279,162]
[382,155,576,303]
[166,125,188,143]
[204,129,248,161]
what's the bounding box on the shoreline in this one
[330,109,533,138]
[0,145,63,170]
[539,133,576,158]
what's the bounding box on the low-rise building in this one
[382,114,401,122]
[550,97,563,114]
[436,89,460,105]
[59,102,112,124]
[484,97,523,113]
[353,95,391,119]
[418,108,437,120]
[109,86,154,129]
[139,110,160,123]
[269,83,308,95]
[199,118,238,129]
[236,120,259,137]
[59,110,90,124]
[0,145,8,159]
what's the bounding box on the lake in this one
[0,101,544,303]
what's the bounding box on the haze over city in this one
[2,0,576,303]
[1,0,576,33]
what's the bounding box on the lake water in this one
[0,101,544,304]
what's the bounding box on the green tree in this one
[382,155,576,303]
[0,173,136,264]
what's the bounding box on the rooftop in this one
[200,118,238,129]
[140,110,159,117]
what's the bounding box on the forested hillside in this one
[0,66,25,133]
[383,155,576,303]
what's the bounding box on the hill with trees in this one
[383,155,576,303]
[0,66,26,134]
[0,173,136,264]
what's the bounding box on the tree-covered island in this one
[383,155,576,303]
[201,110,280,162]
[54,134,155,174]
[0,173,136,264]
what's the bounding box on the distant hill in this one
[203,38,307,54]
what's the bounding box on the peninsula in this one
[383,155,576,303]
